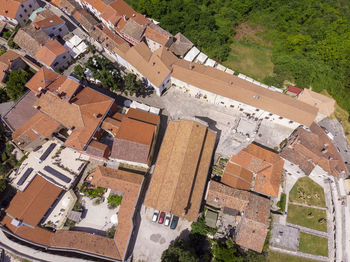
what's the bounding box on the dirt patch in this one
[234,22,270,46]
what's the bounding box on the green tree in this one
[107,193,123,209]
[162,239,199,262]
[0,179,6,193]
[191,216,217,236]
[5,70,30,101]
[106,226,116,238]
[212,238,242,262]
[73,64,85,80]
[124,73,142,95]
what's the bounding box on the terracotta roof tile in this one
[0,0,21,19]
[83,0,108,13]
[58,0,81,15]
[224,143,284,197]
[206,181,270,252]
[86,166,143,259]
[172,62,318,126]
[26,67,61,94]
[72,9,98,31]
[126,108,159,126]
[12,111,60,147]
[144,120,216,221]
[101,116,121,136]
[85,140,110,159]
[14,26,51,57]
[281,123,347,178]
[5,175,62,226]
[288,85,302,95]
[169,32,193,57]
[33,14,65,29]
[35,40,69,67]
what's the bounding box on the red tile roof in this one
[288,85,302,95]
[223,143,284,197]
[86,166,143,260]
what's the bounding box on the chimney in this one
[189,64,194,70]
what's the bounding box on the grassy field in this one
[223,41,274,82]
[289,177,326,208]
[267,251,318,262]
[298,232,328,257]
[287,204,327,232]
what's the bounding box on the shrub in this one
[277,193,287,213]
[107,193,123,209]
[106,226,116,238]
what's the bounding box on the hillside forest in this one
[129,0,350,115]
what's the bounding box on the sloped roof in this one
[0,50,25,83]
[12,111,60,147]
[72,9,98,31]
[86,166,143,260]
[144,120,216,221]
[169,32,193,57]
[281,123,346,178]
[126,42,172,87]
[101,116,121,136]
[27,70,114,150]
[206,181,270,252]
[288,85,302,95]
[145,24,171,46]
[5,175,62,226]
[14,26,51,57]
[111,115,157,164]
[26,67,61,94]
[126,108,159,126]
[298,89,335,116]
[0,0,22,19]
[35,40,68,67]
[120,19,145,42]
[85,140,110,159]
[172,61,318,126]
[33,11,65,29]
[59,0,81,15]
[223,143,284,197]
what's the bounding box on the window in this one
[220,102,224,104]
[59,28,62,32]
[255,109,259,111]
[29,4,32,8]
[230,105,234,108]
[19,14,23,18]
[289,120,294,124]
[54,62,59,67]
[53,27,56,30]
[63,56,66,59]
[279,116,283,119]
[24,9,27,13]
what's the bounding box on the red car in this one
[158,212,166,224]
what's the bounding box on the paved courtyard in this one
[133,205,192,262]
[75,191,119,234]
[129,88,294,157]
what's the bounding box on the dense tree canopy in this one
[131,0,350,113]
[5,70,30,101]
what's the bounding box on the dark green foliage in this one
[1,30,12,40]
[191,216,217,236]
[4,70,30,101]
[107,193,123,209]
[212,238,242,262]
[106,226,116,238]
[80,183,105,199]
[0,179,6,193]
[73,64,85,80]
[124,73,142,95]
[132,0,350,113]
[0,49,6,56]
[86,55,122,91]
[8,38,19,49]
[0,89,9,103]
[277,193,287,213]
[64,219,76,228]
[161,238,199,262]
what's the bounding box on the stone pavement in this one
[286,223,328,238]
[270,246,328,262]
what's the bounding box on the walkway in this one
[289,201,327,210]
[286,223,328,238]
[270,246,328,262]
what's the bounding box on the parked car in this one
[152,210,160,222]
[170,216,179,229]
[158,212,166,224]
[164,214,172,227]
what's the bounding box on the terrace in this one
[8,141,88,191]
